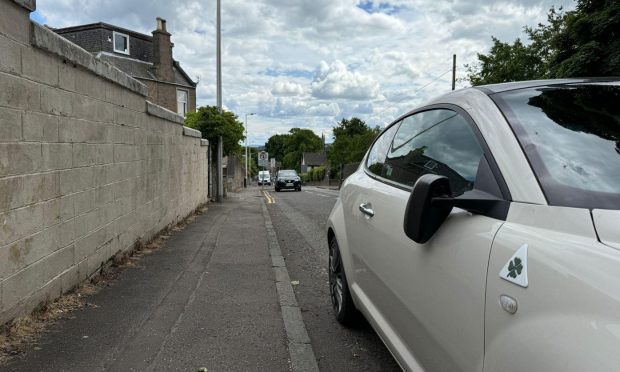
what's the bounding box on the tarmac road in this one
[265,185,401,371]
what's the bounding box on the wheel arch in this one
[326,199,357,299]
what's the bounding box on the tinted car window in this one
[494,83,620,209]
[366,122,400,176]
[383,109,484,196]
[278,170,298,177]
[392,110,456,149]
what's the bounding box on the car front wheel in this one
[329,237,359,326]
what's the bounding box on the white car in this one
[258,170,271,186]
[327,78,620,372]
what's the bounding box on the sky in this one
[31,0,575,146]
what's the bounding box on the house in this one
[301,152,327,173]
[54,18,197,116]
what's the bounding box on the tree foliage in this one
[264,128,323,171]
[185,106,245,156]
[328,117,380,169]
[467,0,620,85]
[466,37,545,86]
[264,134,289,165]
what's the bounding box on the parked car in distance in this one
[327,78,620,372]
[275,169,301,192]
[258,170,271,186]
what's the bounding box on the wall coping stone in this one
[200,139,209,146]
[183,126,202,138]
[30,22,148,97]
[146,101,184,124]
[11,0,35,11]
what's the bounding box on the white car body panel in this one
[327,81,620,372]
[485,203,620,372]
[592,209,620,250]
[341,168,502,371]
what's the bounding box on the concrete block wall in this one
[0,0,208,324]
[225,155,245,192]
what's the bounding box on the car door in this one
[345,107,508,371]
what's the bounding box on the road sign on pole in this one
[258,151,269,167]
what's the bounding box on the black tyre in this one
[275,187,280,192]
[297,187,302,191]
[329,237,359,326]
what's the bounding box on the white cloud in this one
[271,81,305,96]
[33,0,576,146]
[308,103,341,116]
[311,60,380,100]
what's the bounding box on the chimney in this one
[152,17,174,82]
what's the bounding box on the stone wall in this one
[0,0,209,324]
[139,79,196,115]
[225,155,245,192]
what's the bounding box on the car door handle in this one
[359,202,375,217]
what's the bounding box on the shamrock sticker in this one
[507,257,523,279]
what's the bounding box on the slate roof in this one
[96,52,156,80]
[302,152,327,166]
[96,52,195,88]
[54,23,196,87]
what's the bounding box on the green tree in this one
[467,1,620,85]
[466,37,545,86]
[328,117,380,170]
[265,129,323,171]
[545,0,620,77]
[282,128,323,171]
[265,134,289,164]
[244,147,260,178]
[185,106,245,156]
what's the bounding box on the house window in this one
[177,89,188,116]
[113,32,129,55]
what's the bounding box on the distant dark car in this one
[275,170,301,192]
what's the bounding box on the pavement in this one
[4,188,317,372]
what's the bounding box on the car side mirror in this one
[403,175,453,244]
[404,174,509,244]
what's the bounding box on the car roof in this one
[473,77,620,94]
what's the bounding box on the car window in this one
[366,122,400,176]
[392,110,456,149]
[279,170,297,177]
[494,83,620,209]
[383,109,484,196]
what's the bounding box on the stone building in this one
[54,17,197,116]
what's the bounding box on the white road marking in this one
[303,189,338,198]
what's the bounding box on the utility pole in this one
[216,0,223,203]
[245,113,255,188]
[452,54,456,91]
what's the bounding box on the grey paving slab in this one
[4,190,293,372]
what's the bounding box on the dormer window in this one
[113,31,129,55]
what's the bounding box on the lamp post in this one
[245,113,255,187]
[216,0,223,202]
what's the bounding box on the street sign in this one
[258,151,269,167]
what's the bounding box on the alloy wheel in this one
[329,240,344,314]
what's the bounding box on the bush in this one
[300,166,328,182]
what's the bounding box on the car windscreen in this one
[493,82,620,209]
[278,171,297,177]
